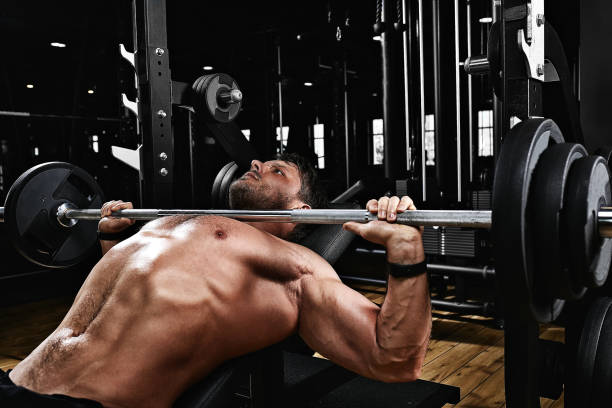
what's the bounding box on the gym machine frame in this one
[500,1,546,407]
[132,0,174,208]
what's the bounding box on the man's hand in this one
[98,200,135,235]
[343,196,425,265]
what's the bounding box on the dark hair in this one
[276,152,327,209]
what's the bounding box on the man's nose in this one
[251,159,263,172]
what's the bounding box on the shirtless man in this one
[3,153,431,408]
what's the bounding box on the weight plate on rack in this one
[192,73,242,123]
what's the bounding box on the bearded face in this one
[228,176,292,210]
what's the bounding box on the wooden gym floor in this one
[0,285,565,408]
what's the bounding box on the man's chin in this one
[229,183,258,210]
[229,181,289,210]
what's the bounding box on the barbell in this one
[55,206,493,227]
[1,118,611,323]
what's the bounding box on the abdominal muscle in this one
[9,216,306,408]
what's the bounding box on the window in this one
[372,118,384,165]
[91,135,99,153]
[478,110,493,157]
[241,129,251,141]
[276,126,289,153]
[510,116,522,128]
[313,124,325,169]
[425,114,435,165]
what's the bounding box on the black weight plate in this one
[213,74,241,123]
[218,162,239,209]
[593,299,612,407]
[211,161,237,208]
[202,74,241,123]
[192,74,215,118]
[4,162,105,268]
[532,143,587,301]
[198,74,215,99]
[203,74,225,119]
[492,118,564,323]
[191,75,206,96]
[574,297,612,408]
[193,73,242,123]
[565,156,612,288]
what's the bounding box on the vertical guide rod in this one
[418,0,427,201]
[454,0,463,201]
[187,111,196,207]
[276,43,284,154]
[402,0,412,172]
[380,0,407,180]
[432,0,442,184]
[493,0,503,159]
[466,0,474,182]
[343,59,351,189]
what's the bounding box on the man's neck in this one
[246,221,295,239]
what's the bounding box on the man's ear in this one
[296,203,311,210]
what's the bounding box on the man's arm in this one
[298,196,431,383]
[98,200,136,255]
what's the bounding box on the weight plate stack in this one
[192,73,242,123]
[211,161,239,208]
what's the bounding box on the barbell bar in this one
[46,205,612,237]
[54,204,493,228]
[3,203,612,236]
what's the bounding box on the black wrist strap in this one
[387,260,427,278]
[98,224,139,242]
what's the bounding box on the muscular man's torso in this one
[9,215,321,408]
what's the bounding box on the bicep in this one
[298,274,381,378]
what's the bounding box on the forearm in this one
[374,238,431,375]
[100,239,120,256]
[377,273,431,353]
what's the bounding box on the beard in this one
[228,179,291,210]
